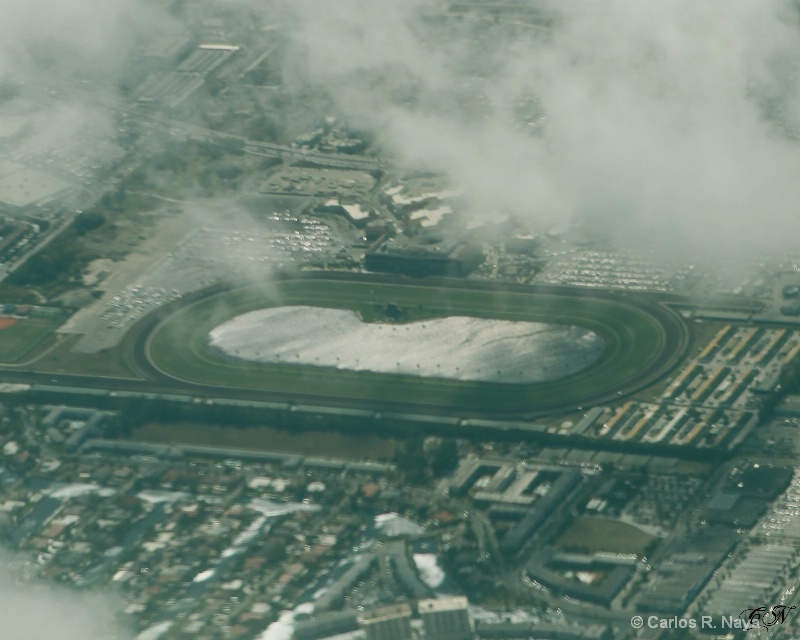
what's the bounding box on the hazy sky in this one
[0,553,132,640]
[0,0,134,75]
[5,0,798,269]
[280,0,800,266]
[0,0,170,169]
[0,0,182,81]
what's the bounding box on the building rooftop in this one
[418,596,468,613]
[360,603,413,624]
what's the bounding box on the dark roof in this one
[707,492,739,511]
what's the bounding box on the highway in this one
[132,111,389,172]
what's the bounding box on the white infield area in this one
[208,306,605,384]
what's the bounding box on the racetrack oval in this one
[143,277,688,418]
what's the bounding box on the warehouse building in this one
[500,467,583,555]
[523,549,636,607]
[637,532,737,614]
[359,603,413,640]
[386,540,432,599]
[294,610,360,640]
[314,554,377,611]
[40,406,113,451]
[418,597,472,640]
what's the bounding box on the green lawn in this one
[33,333,136,377]
[130,422,400,460]
[556,517,656,555]
[147,280,677,415]
[0,315,65,362]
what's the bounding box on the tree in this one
[207,77,226,97]
[431,439,459,477]
[248,114,282,142]
[8,243,76,286]
[73,210,105,235]
[395,434,428,485]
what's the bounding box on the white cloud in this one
[0,553,133,640]
[279,0,800,265]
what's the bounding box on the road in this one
[0,210,81,285]
[132,111,389,172]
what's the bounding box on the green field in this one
[147,279,680,415]
[130,422,400,460]
[556,516,656,555]
[0,316,65,362]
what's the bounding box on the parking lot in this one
[59,200,348,353]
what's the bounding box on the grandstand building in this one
[365,235,483,278]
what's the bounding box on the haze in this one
[4,2,800,639]
[0,553,132,640]
[3,0,798,266]
[280,0,800,265]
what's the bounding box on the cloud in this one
[0,0,155,78]
[0,552,133,640]
[279,0,800,265]
[0,0,172,174]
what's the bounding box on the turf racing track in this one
[127,273,689,419]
